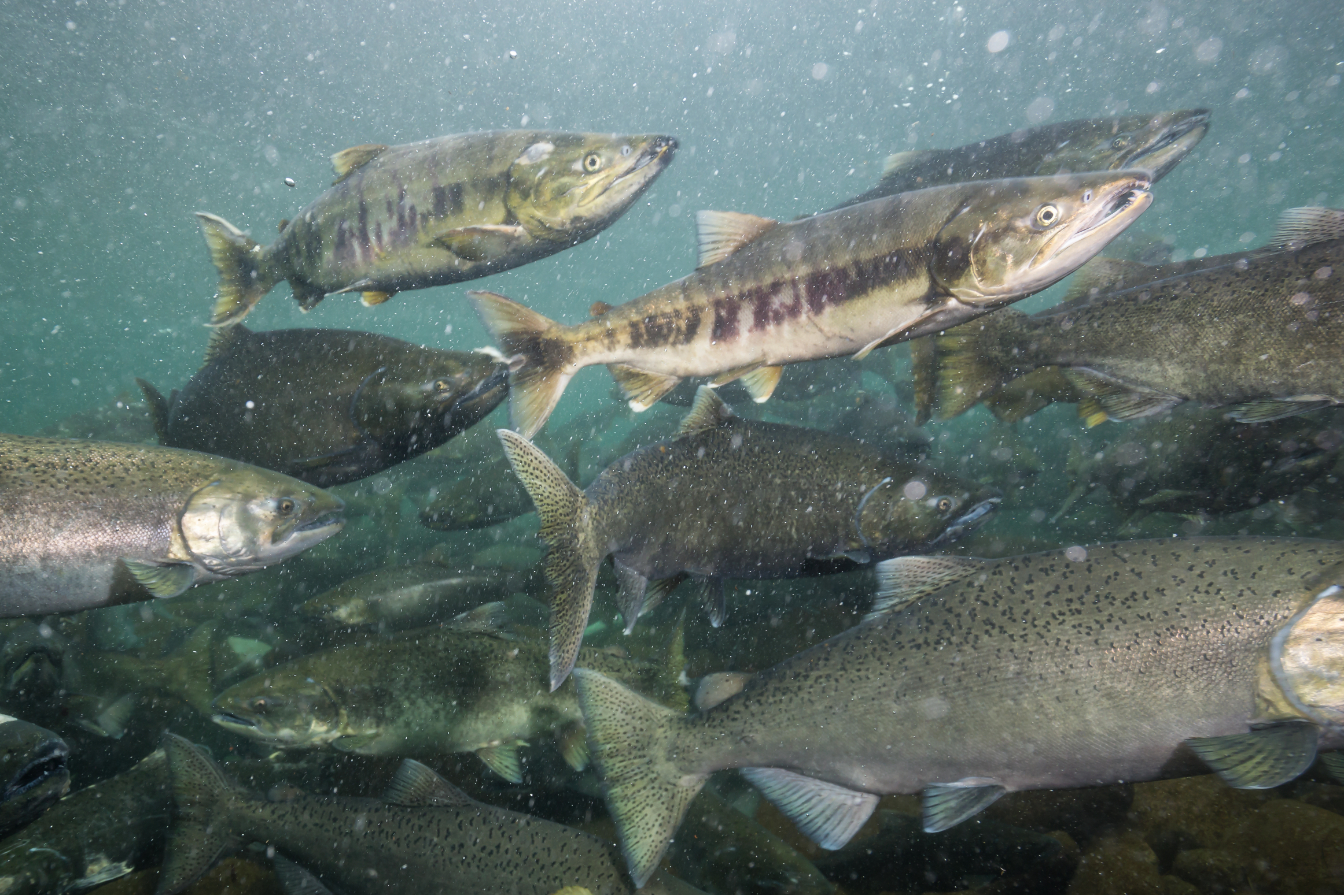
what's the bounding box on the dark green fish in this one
[155,734,703,895]
[834,109,1208,210]
[912,207,1344,425]
[0,748,168,895]
[211,621,672,784]
[297,563,523,628]
[575,537,1344,886]
[196,131,677,325]
[0,435,343,616]
[138,325,508,488]
[0,714,68,839]
[500,388,999,689]
[473,171,1151,437]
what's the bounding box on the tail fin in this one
[136,378,171,443]
[929,309,1031,420]
[574,669,707,888]
[195,213,279,327]
[156,733,246,895]
[469,291,574,439]
[497,430,602,690]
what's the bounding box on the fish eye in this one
[277,498,296,516]
[583,152,604,173]
[620,145,633,156]
[1081,189,1093,204]
[937,497,953,512]
[1112,135,1131,150]
[250,697,267,711]
[432,378,453,392]
[1035,204,1061,228]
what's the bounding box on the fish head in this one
[855,471,1001,551]
[178,466,345,575]
[211,676,348,747]
[1,624,68,702]
[1037,109,1211,182]
[0,717,69,837]
[1269,583,1344,730]
[932,171,1152,304]
[299,594,371,626]
[506,132,677,239]
[353,352,509,451]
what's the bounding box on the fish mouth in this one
[1121,109,1210,182]
[3,740,68,802]
[587,135,678,205]
[213,711,264,734]
[931,497,1001,546]
[1038,175,1152,278]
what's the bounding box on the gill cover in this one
[179,476,262,567]
[1270,583,1344,729]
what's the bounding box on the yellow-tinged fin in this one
[202,324,249,368]
[469,291,571,439]
[695,210,778,268]
[740,767,879,849]
[881,148,937,179]
[476,740,526,784]
[123,561,196,599]
[135,378,172,444]
[277,219,289,233]
[157,733,248,895]
[573,669,708,888]
[608,364,681,413]
[983,367,1078,423]
[330,143,388,183]
[497,430,602,690]
[1062,257,1149,302]
[360,290,394,307]
[435,224,530,262]
[677,386,735,437]
[693,671,754,711]
[931,310,1029,420]
[1270,206,1344,251]
[557,722,590,771]
[867,555,989,620]
[1186,721,1318,789]
[195,212,279,327]
[909,336,938,425]
[1063,369,1181,424]
[590,301,613,317]
[383,759,475,808]
[739,365,783,403]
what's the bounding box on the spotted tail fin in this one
[194,213,280,327]
[470,291,574,439]
[156,733,247,895]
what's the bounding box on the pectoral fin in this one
[383,759,475,808]
[331,733,382,753]
[923,781,1007,832]
[1227,398,1337,424]
[1186,721,1318,789]
[476,740,526,784]
[434,224,530,262]
[867,555,990,620]
[740,767,878,850]
[123,560,196,599]
[739,365,783,403]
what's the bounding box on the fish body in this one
[155,734,701,895]
[575,537,1344,886]
[500,388,1000,689]
[418,456,538,530]
[0,714,68,839]
[196,131,677,325]
[914,208,1344,425]
[835,109,1208,209]
[211,623,666,780]
[473,171,1152,437]
[138,326,508,488]
[298,563,522,627]
[0,435,344,616]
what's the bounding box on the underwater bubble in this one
[1065,546,1087,562]
[903,480,927,500]
[811,62,829,80]
[986,30,1010,53]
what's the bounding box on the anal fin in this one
[615,562,650,634]
[360,290,395,307]
[608,364,681,412]
[740,767,878,850]
[693,576,727,628]
[476,740,526,784]
[1063,369,1181,424]
[922,780,1006,832]
[1187,721,1318,789]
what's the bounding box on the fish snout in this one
[933,496,1001,546]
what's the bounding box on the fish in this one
[500,387,1000,689]
[472,171,1152,438]
[154,733,705,895]
[833,109,1208,210]
[196,130,677,325]
[0,714,68,839]
[297,563,525,628]
[574,537,1344,886]
[1056,407,1344,526]
[0,748,168,895]
[911,207,1344,426]
[211,620,675,783]
[137,325,509,488]
[0,435,344,616]
[35,392,155,444]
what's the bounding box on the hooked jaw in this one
[1031,174,1153,286]
[930,496,1001,547]
[1123,110,1211,182]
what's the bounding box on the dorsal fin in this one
[383,759,475,808]
[203,324,250,369]
[277,219,290,234]
[1270,207,1344,251]
[135,378,171,443]
[331,144,389,183]
[590,301,613,317]
[696,210,777,268]
[1062,257,1148,301]
[677,386,735,437]
[881,149,937,178]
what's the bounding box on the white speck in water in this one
[245,400,255,409]
[1238,232,1256,244]
[1065,546,1088,562]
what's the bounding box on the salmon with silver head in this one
[195,130,677,325]
[472,170,1151,439]
[0,435,344,616]
[833,109,1208,210]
